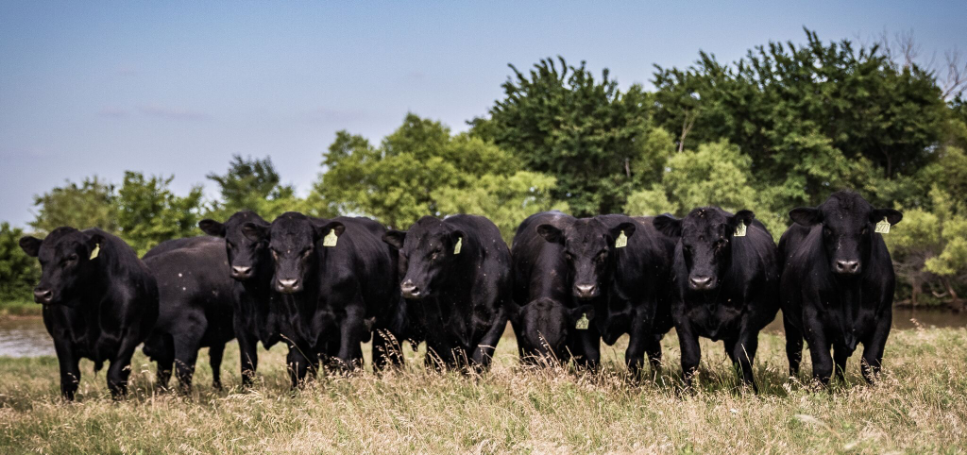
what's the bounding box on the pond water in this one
[1,308,964,358]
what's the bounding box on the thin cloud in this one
[303,107,369,123]
[137,105,212,121]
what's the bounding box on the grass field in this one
[1,326,965,453]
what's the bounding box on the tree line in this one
[1,29,964,308]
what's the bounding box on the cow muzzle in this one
[573,284,597,301]
[33,287,53,304]
[276,278,302,294]
[833,259,861,275]
[401,281,423,300]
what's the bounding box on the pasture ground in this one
[1,325,965,453]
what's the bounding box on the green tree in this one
[434,171,569,243]
[29,177,118,234]
[471,57,666,216]
[312,114,533,229]
[205,155,306,220]
[0,223,39,302]
[116,172,204,255]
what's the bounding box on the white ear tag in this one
[453,237,462,255]
[575,313,590,330]
[875,217,891,234]
[323,229,338,247]
[89,243,100,260]
[734,222,747,237]
[615,230,628,248]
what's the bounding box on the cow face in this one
[19,227,103,306]
[507,298,593,361]
[654,208,755,291]
[243,212,344,294]
[537,218,635,301]
[789,192,902,276]
[382,217,462,301]
[200,211,270,281]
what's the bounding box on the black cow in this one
[382,215,510,370]
[535,215,675,376]
[779,191,902,385]
[19,228,159,400]
[243,212,400,386]
[508,211,596,366]
[199,211,281,385]
[141,238,237,392]
[654,208,780,391]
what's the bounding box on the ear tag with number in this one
[453,237,462,255]
[323,229,338,247]
[875,217,891,234]
[575,313,590,330]
[734,222,747,237]
[615,230,628,248]
[89,243,100,260]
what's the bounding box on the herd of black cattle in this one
[17,190,904,400]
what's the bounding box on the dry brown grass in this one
[1,326,966,453]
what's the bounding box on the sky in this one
[2,0,966,227]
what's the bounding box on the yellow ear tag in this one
[323,229,338,247]
[453,237,462,255]
[734,222,747,237]
[89,243,100,260]
[875,217,891,234]
[575,313,590,330]
[615,230,628,248]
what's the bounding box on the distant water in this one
[0,308,964,358]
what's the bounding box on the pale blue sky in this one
[2,1,965,227]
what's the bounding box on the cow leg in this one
[372,328,404,372]
[861,312,892,384]
[678,324,702,390]
[53,339,81,401]
[624,315,649,378]
[172,330,204,394]
[472,308,508,370]
[783,317,804,377]
[209,342,225,390]
[335,313,368,372]
[286,345,315,388]
[833,345,850,382]
[803,319,833,386]
[731,331,760,393]
[236,329,259,387]
[644,334,663,376]
[153,339,175,392]
[107,338,140,399]
[576,331,601,372]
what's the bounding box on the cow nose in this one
[835,260,860,274]
[33,287,52,304]
[574,284,596,300]
[401,282,421,299]
[690,275,713,289]
[231,266,253,278]
[277,279,301,293]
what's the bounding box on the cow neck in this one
[74,245,116,353]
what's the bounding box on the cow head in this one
[19,227,103,306]
[199,211,270,281]
[654,208,755,291]
[242,212,344,294]
[789,191,902,276]
[536,218,635,302]
[382,217,462,301]
[506,298,593,362]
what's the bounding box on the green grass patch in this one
[0,300,42,318]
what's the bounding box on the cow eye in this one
[68,254,79,261]
[861,227,869,235]
[565,253,574,262]
[271,250,280,260]
[823,227,832,237]
[595,252,607,262]
[302,248,312,258]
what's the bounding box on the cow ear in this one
[870,208,903,226]
[450,230,465,253]
[653,214,683,238]
[241,222,267,242]
[610,222,636,241]
[537,224,563,244]
[568,305,595,322]
[382,230,407,249]
[19,236,42,257]
[730,210,755,229]
[199,219,226,237]
[87,233,105,251]
[789,207,821,226]
[315,221,345,243]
